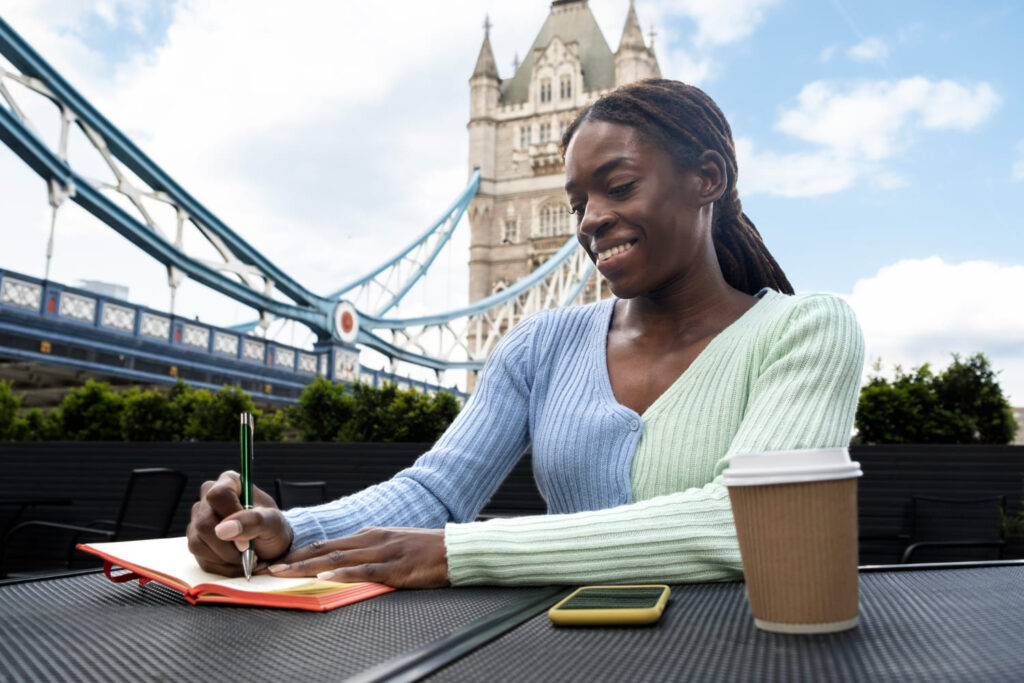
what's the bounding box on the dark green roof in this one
[500,1,614,104]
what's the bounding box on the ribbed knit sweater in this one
[285,289,864,585]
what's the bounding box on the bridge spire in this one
[473,15,499,79]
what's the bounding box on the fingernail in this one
[317,571,335,581]
[214,520,242,539]
[268,564,288,573]
[234,540,248,552]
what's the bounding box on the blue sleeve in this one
[284,312,542,549]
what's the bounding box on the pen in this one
[240,411,255,581]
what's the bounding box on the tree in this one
[16,408,60,441]
[854,353,1018,445]
[292,379,462,442]
[56,380,125,440]
[293,376,354,441]
[186,386,258,442]
[934,353,1018,444]
[345,382,461,442]
[121,387,182,441]
[0,380,20,440]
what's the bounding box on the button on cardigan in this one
[284,289,865,585]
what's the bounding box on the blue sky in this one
[1,0,1022,402]
[707,0,1021,292]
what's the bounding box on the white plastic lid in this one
[722,447,861,487]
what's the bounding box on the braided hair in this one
[561,78,794,295]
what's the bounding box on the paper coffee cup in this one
[723,448,861,634]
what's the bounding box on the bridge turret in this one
[469,15,500,180]
[468,16,501,306]
[614,0,660,85]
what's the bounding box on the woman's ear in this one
[697,150,727,204]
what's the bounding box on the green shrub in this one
[855,353,1017,445]
[186,386,257,442]
[254,409,288,442]
[0,376,458,442]
[344,382,398,441]
[121,387,183,441]
[0,380,20,440]
[294,376,354,441]
[56,379,125,440]
[15,408,59,441]
[343,382,460,442]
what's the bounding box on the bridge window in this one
[503,219,519,244]
[537,203,569,238]
[539,122,551,143]
[560,75,572,100]
[539,78,552,103]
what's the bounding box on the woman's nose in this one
[578,198,615,239]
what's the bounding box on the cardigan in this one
[284,289,865,585]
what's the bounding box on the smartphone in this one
[547,585,671,626]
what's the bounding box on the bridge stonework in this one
[0,268,464,406]
[466,0,659,310]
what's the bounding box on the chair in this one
[0,468,187,575]
[900,495,1006,563]
[275,479,329,509]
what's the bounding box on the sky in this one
[0,0,1022,402]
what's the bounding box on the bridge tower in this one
[467,0,659,307]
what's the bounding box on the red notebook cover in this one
[78,536,394,612]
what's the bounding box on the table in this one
[2,563,1023,682]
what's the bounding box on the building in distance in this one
[467,0,659,307]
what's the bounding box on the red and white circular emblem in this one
[332,301,359,343]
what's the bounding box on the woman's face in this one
[564,119,714,300]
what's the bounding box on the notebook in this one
[78,536,394,612]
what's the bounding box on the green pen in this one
[240,411,255,580]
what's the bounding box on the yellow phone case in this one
[547,585,671,626]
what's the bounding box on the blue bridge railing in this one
[0,268,466,404]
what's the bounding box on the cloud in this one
[0,0,509,359]
[661,50,715,86]
[1013,140,1024,182]
[740,77,1000,197]
[735,138,861,198]
[615,0,779,85]
[645,0,782,48]
[843,257,1024,404]
[846,37,888,63]
[819,44,839,63]
[777,78,1000,159]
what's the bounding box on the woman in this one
[187,79,864,588]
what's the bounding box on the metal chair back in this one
[112,468,189,541]
[275,479,329,509]
[902,495,1006,563]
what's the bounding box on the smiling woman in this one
[187,79,865,589]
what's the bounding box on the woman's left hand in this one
[267,527,449,588]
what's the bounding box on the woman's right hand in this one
[186,470,294,576]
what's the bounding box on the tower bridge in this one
[0,1,656,405]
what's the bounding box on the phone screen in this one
[558,586,667,610]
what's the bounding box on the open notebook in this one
[78,536,394,612]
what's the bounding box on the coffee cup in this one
[723,447,862,634]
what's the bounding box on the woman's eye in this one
[568,203,585,217]
[609,181,636,197]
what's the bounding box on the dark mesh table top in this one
[0,572,544,682]
[3,564,1023,682]
[431,565,1024,683]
